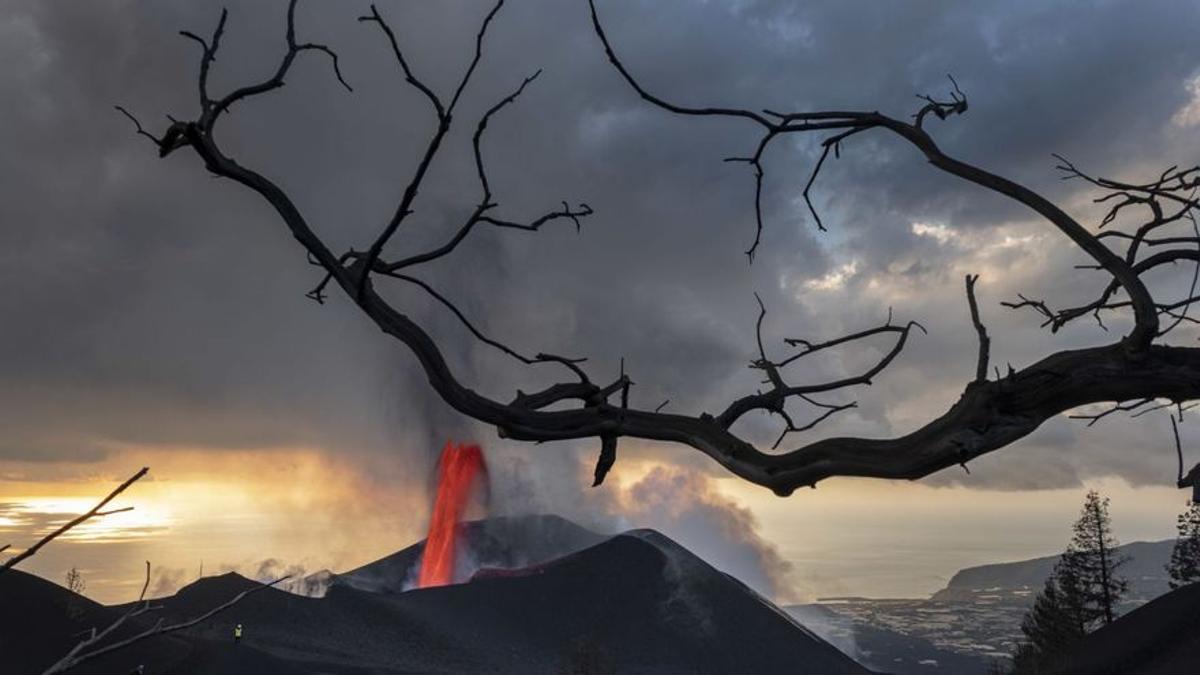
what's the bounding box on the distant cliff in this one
[932,539,1173,605]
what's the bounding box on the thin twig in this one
[43,571,290,674]
[2,468,148,574]
[965,274,990,382]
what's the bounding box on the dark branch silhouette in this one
[588,0,1159,349]
[997,156,1200,338]
[117,0,1200,496]
[42,561,289,674]
[965,275,991,383]
[1176,415,1200,502]
[0,467,288,673]
[1,468,147,575]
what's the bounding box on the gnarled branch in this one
[118,0,1200,497]
[1003,156,1200,339]
[588,0,1157,350]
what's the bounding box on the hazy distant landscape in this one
[789,540,1175,673]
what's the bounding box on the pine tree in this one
[1060,490,1128,626]
[1012,564,1088,673]
[1011,490,1129,673]
[1167,501,1200,589]
[1051,558,1090,637]
[1009,642,1040,674]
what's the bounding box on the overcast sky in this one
[4,0,1200,602]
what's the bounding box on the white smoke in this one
[249,558,333,597]
[784,605,864,665]
[487,449,806,603]
[148,565,190,598]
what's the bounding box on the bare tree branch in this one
[358,4,445,119]
[1068,398,1156,427]
[913,75,968,129]
[1001,155,1200,339]
[799,126,869,239]
[179,8,228,110]
[1175,415,1185,485]
[771,397,858,450]
[42,564,290,674]
[0,463,281,672]
[41,562,154,674]
[381,270,589,381]
[588,0,1158,350]
[965,274,990,383]
[2,468,148,575]
[592,434,617,487]
[1130,399,1197,420]
[207,0,350,128]
[115,0,1200,498]
[382,69,592,272]
[716,305,926,431]
[1174,415,1200,502]
[354,0,506,299]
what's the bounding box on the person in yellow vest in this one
[234,623,243,643]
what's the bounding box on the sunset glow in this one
[0,447,430,602]
[0,496,172,543]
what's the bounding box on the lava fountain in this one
[417,441,488,588]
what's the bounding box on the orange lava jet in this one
[417,441,487,588]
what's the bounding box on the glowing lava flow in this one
[417,441,487,588]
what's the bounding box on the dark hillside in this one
[1054,581,1200,675]
[1,522,869,674]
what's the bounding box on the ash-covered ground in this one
[3,515,867,674]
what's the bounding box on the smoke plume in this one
[488,447,806,603]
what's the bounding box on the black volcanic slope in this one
[369,530,868,673]
[3,521,869,674]
[1054,581,1200,675]
[0,568,190,674]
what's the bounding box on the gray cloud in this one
[2,0,1199,498]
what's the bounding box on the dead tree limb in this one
[0,464,282,672]
[117,0,1200,496]
[1,468,148,575]
[587,0,1158,350]
[42,561,289,674]
[1001,157,1200,338]
[965,275,990,383]
[1174,415,1200,502]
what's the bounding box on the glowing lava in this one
[417,441,487,588]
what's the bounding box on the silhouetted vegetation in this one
[65,567,86,596]
[64,567,87,620]
[1167,501,1200,589]
[1011,490,1127,673]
